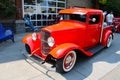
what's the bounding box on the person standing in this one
[106,11,114,25]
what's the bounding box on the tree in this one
[99,0,107,5]
[0,0,16,19]
[99,0,120,16]
[92,0,120,16]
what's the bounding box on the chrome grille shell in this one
[41,30,51,55]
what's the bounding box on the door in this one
[85,14,102,48]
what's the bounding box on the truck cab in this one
[22,7,113,73]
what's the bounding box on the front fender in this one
[49,43,79,59]
[101,30,113,46]
[22,33,32,44]
[49,43,93,59]
[22,33,41,55]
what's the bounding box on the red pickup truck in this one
[22,8,113,73]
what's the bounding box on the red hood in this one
[42,20,86,32]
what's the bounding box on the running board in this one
[87,44,104,54]
[21,50,55,71]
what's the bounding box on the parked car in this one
[112,17,120,33]
[22,7,114,73]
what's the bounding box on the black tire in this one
[106,34,113,48]
[25,44,31,54]
[56,50,77,73]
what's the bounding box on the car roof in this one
[59,8,103,15]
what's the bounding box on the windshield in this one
[58,14,86,23]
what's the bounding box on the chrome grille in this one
[41,30,51,55]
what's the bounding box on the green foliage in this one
[99,0,120,16]
[99,0,107,5]
[0,0,16,19]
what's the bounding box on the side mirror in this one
[60,16,63,20]
[91,18,96,22]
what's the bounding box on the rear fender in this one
[101,30,113,46]
[22,33,41,55]
[49,43,92,59]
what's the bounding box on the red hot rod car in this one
[22,7,114,73]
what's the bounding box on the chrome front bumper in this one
[21,50,55,71]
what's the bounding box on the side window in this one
[89,15,100,24]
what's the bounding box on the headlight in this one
[32,33,37,41]
[47,37,54,47]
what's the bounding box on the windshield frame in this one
[58,13,87,23]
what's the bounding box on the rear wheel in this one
[106,34,112,48]
[56,50,77,73]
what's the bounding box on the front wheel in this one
[106,34,113,48]
[25,44,31,54]
[56,50,77,73]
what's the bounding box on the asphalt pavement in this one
[0,32,120,80]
